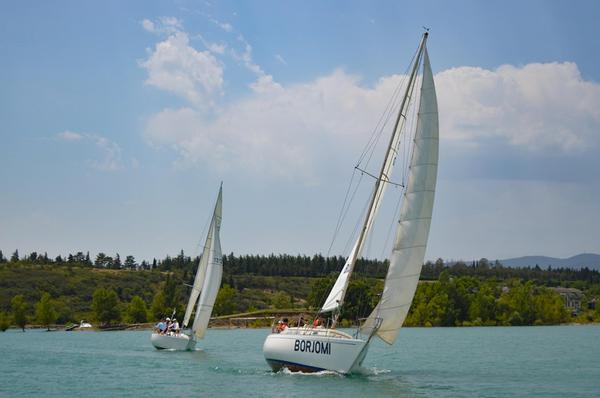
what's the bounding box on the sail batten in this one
[360,45,438,344]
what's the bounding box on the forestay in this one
[360,47,438,344]
[192,186,223,339]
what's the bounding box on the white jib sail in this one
[320,241,359,312]
[361,47,438,344]
[191,186,223,339]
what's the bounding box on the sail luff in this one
[320,34,428,315]
[191,186,223,338]
[182,229,212,328]
[360,42,438,344]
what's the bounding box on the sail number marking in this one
[294,339,331,355]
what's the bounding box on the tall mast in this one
[329,33,428,327]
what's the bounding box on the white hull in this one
[263,327,370,374]
[151,332,196,351]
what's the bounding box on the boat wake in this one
[352,366,392,376]
[277,367,343,378]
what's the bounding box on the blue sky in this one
[1,0,599,263]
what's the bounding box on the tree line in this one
[1,248,599,330]
[2,249,598,285]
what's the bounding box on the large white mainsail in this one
[361,47,438,344]
[191,185,223,338]
[320,35,428,316]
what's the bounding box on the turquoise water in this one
[1,326,599,397]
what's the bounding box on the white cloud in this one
[231,34,272,82]
[57,130,83,141]
[436,62,600,151]
[210,17,232,32]
[140,31,223,108]
[160,16,183,30]
[195,33,226,55]
[207,42,226,54]
[275,54,288,66]
[87,135,122,172]
[142,16,183,35]
[139,17,599,184]
[141,16,272,101]
[56,131,122,172]
[144,70,403,182]
[142,19,155,32]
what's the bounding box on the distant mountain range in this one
[498,253,600,270]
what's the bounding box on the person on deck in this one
[172,318,180,334]
[156,319,166,334]
[274,320,283,333]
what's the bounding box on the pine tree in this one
[95,253,106,267]
[113,254,122,269]
[11,250,19,262]
[124,255,136,270]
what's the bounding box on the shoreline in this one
[6,322,599,332]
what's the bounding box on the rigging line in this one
[356,43,421,168]
[356,64,410,167]
[354,166,404,187]
[323,37,427,320]
[327,76,409,259]
[342,182,372,256]
[358,89,402,179]
[326,169,358,257]
[362,71,419,187]
[349,40,426,274]
[334,171,365,257]
[361,76,411,171]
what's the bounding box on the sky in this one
[1,0,599,263]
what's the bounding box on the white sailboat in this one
[263,31,438,373]
[151,184,223,350]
